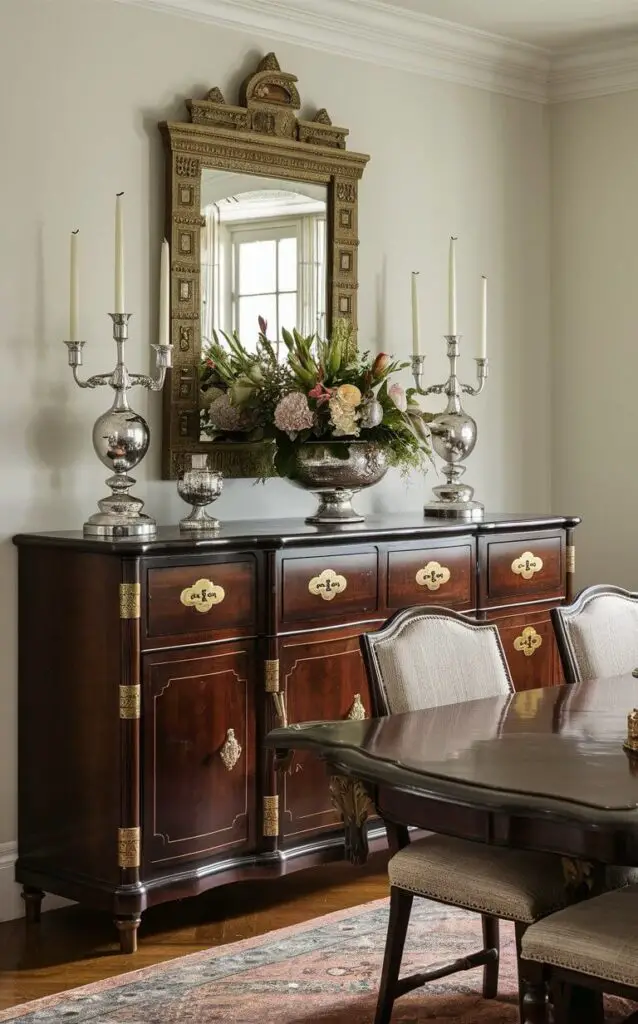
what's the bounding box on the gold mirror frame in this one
[160,53,370,479]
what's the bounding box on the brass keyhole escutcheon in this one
[346,693,367,720]
[513,626,543,658]
[416,561,450,591]
[308,568,347,602]
[180,578,225,613]
[511,552,543,581]
[219,728,242,771]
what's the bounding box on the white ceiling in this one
[377,0,638,49]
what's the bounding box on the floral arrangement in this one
[200,318,433,478]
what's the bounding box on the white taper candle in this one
[411,271,420,356]
[480,275,487,359]
[114,192,125,314]
[159,238,170,346]
[448,236,457,336]
[70,229,79,341]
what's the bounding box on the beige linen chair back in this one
[551,585,638,683]
[360,606,513,715]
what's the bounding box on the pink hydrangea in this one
[209,392,252,432]
[274,391,315,436]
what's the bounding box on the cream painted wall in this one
[0,0,551,914]
[551,91,638,588]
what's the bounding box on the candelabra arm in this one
[65,342,112,389]
[72,368,112,389]
[128,345,173,392]
[461,358,489,397]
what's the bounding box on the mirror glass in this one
[200,169,328,350]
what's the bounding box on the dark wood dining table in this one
[265,675,638,1024]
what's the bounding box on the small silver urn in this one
[177,454,223,530]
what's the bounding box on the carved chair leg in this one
[21,886,44,925]
[519,954,550,1024]
[374,886,414,1024]
[481,914,500,999]
[514,921,530,1024]
[114,915,141,954]
[548,977,570,1024]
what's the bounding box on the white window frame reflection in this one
[230,218,299,347]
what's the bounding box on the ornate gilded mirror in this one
[160,53,369,478]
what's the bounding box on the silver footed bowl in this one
[290,441,389,524]
[177,461,223,531]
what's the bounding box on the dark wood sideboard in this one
[13,512,579,951]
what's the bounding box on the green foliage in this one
[200,319,433,475]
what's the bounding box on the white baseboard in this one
[0,842,72,922]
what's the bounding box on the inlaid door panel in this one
[489,607,564,691]
[143,642,256,866]
[279,629,376,841]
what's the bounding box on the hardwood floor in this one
[0,856,389,1012]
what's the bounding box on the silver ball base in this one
[306,489,364,525]
[83,513,157,538]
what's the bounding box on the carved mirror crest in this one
[160,53,369,478]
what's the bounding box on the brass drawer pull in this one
[415,561,450,591]
[180,577,225,613]
[513,626,543,657]
[219,728,242,770]
[511,552,543,581]
[308,568,347,602]
[347,693,367,720]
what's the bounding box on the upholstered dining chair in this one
[521,884,638,1024]
[551,584,638,683]
[360,606,576,1024]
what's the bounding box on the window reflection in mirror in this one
[201,170,328,350]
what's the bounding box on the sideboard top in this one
[13,513,581,555]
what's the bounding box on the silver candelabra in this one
[412,336,489,520]
[65,313,172,538]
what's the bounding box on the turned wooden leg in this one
[549,977,570,1024]
[514,921,528,1023]
[520,959,550,1024]
[374,887,414,1024]
[21,886,44,924]
[114,915,141,954]
[481,914,500,1000]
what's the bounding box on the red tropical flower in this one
[308,381,334,405]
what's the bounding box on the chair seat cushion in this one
[388,835,573,924]
[521,884,638,988]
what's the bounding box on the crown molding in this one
[112,0,551,103]
[550,35,638,103]
[110,0,638,105]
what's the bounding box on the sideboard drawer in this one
[281,551,378,624]
[146,560,256,638]
[387,542,475,610]
[482,534,564,606]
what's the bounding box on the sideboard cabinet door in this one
[489,607,564,690]
[279,628,376,842]
[143,642,256,868]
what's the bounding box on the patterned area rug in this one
[0,898,633,1023]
